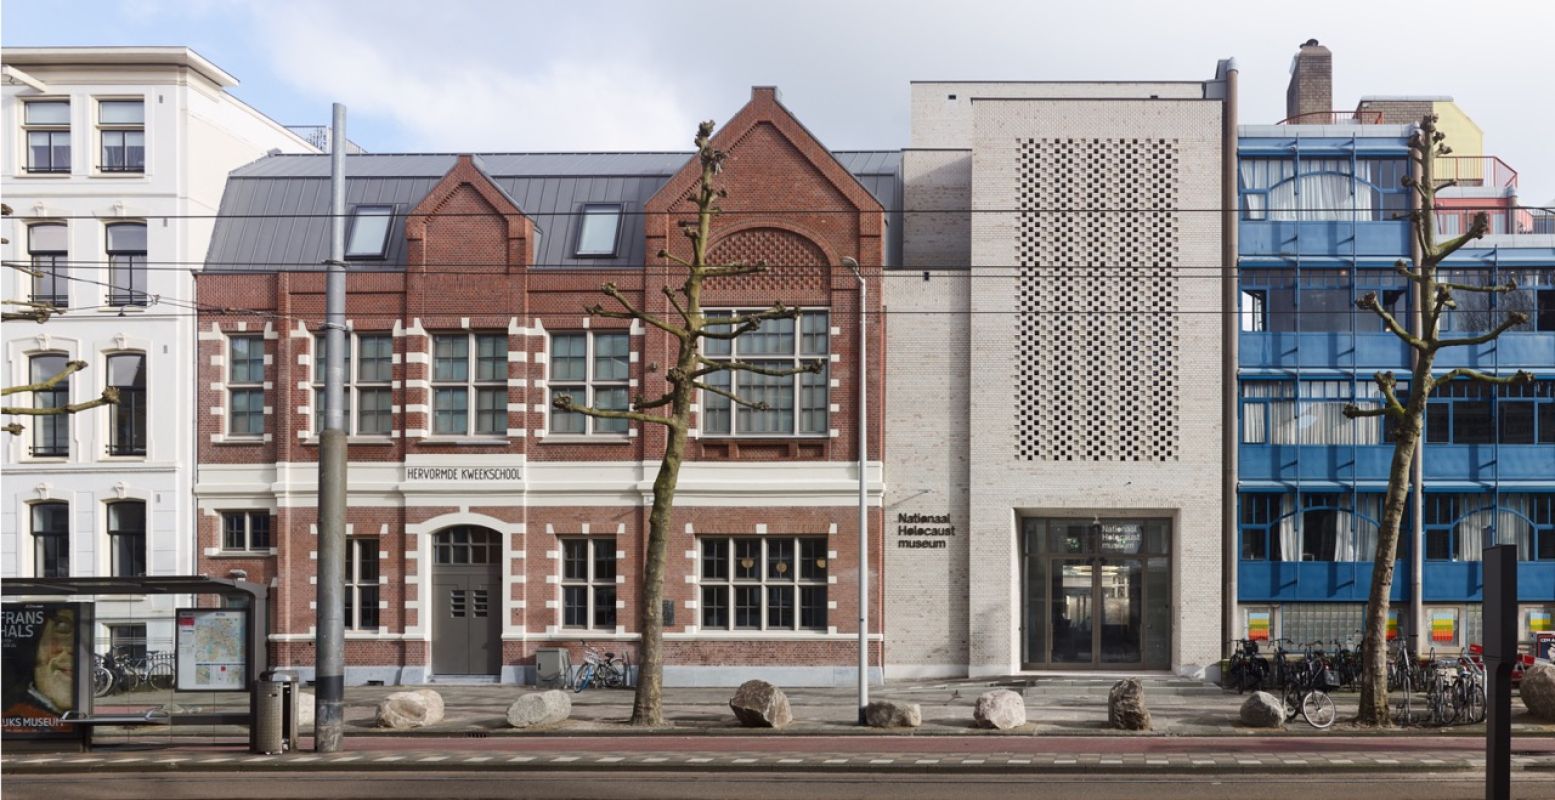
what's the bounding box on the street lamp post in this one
[844,257,868,723]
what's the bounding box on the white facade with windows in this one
[1,47,316,651]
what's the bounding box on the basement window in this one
[575,204,622,257]
[345,205,394,259]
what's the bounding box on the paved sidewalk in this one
[82,675,1555,739]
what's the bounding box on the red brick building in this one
[193,88,896,685]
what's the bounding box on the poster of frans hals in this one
[2,603,83,738]
[176,608,248,691]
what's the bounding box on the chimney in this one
[1286,39,1332,122]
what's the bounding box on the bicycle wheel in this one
[1302,690,1336,729]
[93,665,115,698]
[574,664,595,693]
[1282,686,1302,723]
[1462,685,1485,725]
[146,661,175,691]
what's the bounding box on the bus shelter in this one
[2,576,268,751]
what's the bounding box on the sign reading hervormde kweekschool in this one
[895,512,956,550]
[405,466,523,481]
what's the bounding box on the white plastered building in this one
[2,47,317,654]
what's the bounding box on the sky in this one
[4,0,1553,203]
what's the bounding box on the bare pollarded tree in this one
[1344,116,1531,726]
[552,121,824,726]
[2,203,119,435]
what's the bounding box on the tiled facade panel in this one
[963,98,1225,678]
[1016,137,1181,462]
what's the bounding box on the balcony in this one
[1437,208,1549,236]
[1239,442,1555,484]
[1435,156,1518,191]
[1238,559,1408,602]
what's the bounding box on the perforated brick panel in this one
[1015,138,1181,462]
[706,227,828,293]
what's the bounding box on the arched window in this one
[106,222,147,307]
[108,501,147,577]
[32,502,69,577]
[1426,493,1554,562]
[108,353,147,456]
[28,223,68,307]
[30,353,70,457]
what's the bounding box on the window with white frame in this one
[548,331,629,435]
[32,501,69,578]
[28,223,68,308]
[699,536,827,631]
[227,335,265,436]
[29,353,70,457]
[24,100,70,173]
[561,539,617,629]
[106,222,147,306]
[345,538,380,630]
[98,99,144,172]
[314,332,393,436]
[108,353,147,456]
[700,310,828,436]
[432,333,507,436]
[221,511,271,552]
[108,500,146,577]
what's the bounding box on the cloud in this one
[244,1,694,151]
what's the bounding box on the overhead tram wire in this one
[9,258,1430,273]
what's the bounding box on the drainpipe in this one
[844,256,869,722]
[1221,62,1240,666]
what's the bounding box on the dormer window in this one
[575,204,622,257]
[345,205,393,259]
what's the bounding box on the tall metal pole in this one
[845,257,868,723]
[1219,60,1239,660]
[1484,543,1516,800]
[315,103,348,753]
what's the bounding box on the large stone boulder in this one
[729,680,792,728]
[1239,691,1286,728]
[1521,662,1555,721]
[375,688,445,729]
[864,700,921,729]
[507,690,572,729]
[1107,678,1152,731]
[973,689,1027,730]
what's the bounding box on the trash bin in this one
[253,669,300,754]
[535,648,572,689]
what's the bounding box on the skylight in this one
[575,204,623,257]
[345,205,393,258]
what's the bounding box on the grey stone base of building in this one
[279,664,878,688]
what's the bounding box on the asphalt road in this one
[8,770,1555,800]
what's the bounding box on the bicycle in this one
[573,644,630,692]
[1281,642,1338,729]
[1225,639,1270,694]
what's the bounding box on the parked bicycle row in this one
[92,647,175,697]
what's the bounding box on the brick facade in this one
[194,89,887,686]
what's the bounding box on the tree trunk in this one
[1357,357,1432,725]
[630,409,689,726]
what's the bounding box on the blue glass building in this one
[1235,120,1555,652]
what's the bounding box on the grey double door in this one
[432,526,501,676]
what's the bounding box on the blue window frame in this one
[1425,379,1555,445]
[1239,491,1388,563]
[1239,267,1409,333]
[1438,267,1555,334]
[1238,157,1408,221]
[1425,493,1555,562]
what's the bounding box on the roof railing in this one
[1275,110,1385,125]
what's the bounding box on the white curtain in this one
[1453,495,1535,561]
[1245,158,1376,222]
[1241,381,1383,445]
[1277,494,1300,562]
[1352,494,1383,562]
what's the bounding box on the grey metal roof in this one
[208,151,901,272]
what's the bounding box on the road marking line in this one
[1101,758,1123,765]
[778,758,804,764]
[419,756,448,762]
[465,756,491,763]
[551,756,579,763]
[688,757,713,764]
[1238,759,1262,766]
[1375,758,1399,764]
[963,759,985,765]
[823,758,848,765]
[508,756,535,763]
[1330,759,1353,764]
[733,758,758,764]
[1284,759,1308,766]
[23,758,60,764]
[1009,758,1031,765]
[1147,759,1169,765]
[332,756,361,762]
[595,756,623,763]
[1192,759,1215,766]
[916,759,940,765]
[292,756,320,763]
[869,759,894,765]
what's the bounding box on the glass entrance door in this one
[1020,518,1172,669]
